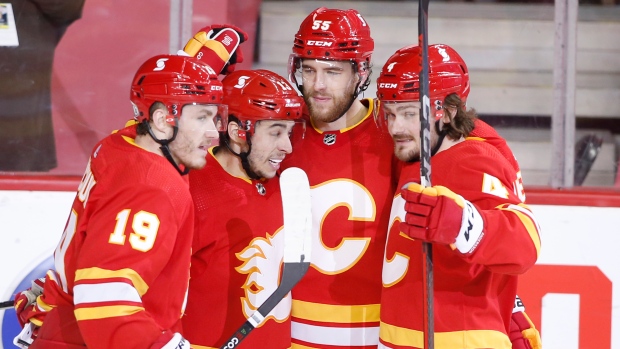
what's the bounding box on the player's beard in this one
[168,133,209,170]
[392,131,440,163]
[247,150,284,179]
[392,133,420,163]
[303,86,355,124]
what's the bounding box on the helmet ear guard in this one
[237,129,247,140]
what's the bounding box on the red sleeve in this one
[445,144,541,274]
[73,186,188,349]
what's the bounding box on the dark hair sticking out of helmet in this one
[441,93,476,141]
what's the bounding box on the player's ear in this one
[151,107,171,133]
[228,121,249,150]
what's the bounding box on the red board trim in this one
[1,176,619,207]
[0,175,81,192]
[526,185,620,207]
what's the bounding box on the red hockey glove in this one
[179,24,248,75]
[14,277,45,328]
[400,183,484,254]
[510,296,542,349]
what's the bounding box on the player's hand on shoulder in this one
[400,182,484,254]
[179,24,248,75]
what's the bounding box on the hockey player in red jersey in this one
[12,24,247,348]
[183,69,305,349]
[375,44,542,349]
[284,7,399,348]
[23,54,226,349]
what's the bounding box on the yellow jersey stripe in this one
[380,321,511,349]
[499,205,541,256]
[36,296,55,312]
[75,267,149,296]
[75,305,144,321]
[30,318,44,327]
[291,344,319,349]
[292,299,380,323]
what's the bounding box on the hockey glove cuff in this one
[153,332,191,349]
[13,322,37,349]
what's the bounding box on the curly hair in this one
[441,93,477,140]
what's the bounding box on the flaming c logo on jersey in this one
[235,230,290,324]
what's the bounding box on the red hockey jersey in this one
[282,99,399,348]
[379,139,541,349]
[31,125,194,349]
[183,148,291,349]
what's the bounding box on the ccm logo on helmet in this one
[379,83,398,89]
[307,40,333,47]
[211,85,222,91]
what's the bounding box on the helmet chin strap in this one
[431,119,448,156]
[222,134,262,180]
[146,123,189,175]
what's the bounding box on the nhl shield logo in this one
[323,133,337,146]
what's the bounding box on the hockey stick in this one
[418,0,434,348]
[1,300,14,309]
[219,167,312,349]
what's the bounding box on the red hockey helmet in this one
[222,69,305,138]
[130,54,226,128]
[375,44,470,127]
[289,7,374,95]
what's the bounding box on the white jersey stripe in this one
[74,282,142,305]
[292,321,379,346]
